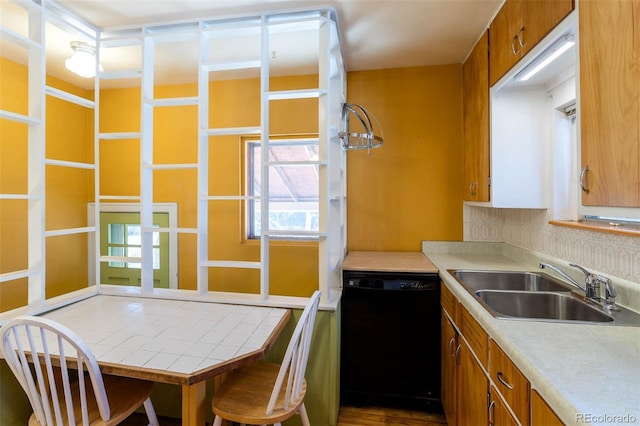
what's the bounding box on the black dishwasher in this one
[340,270,442,413]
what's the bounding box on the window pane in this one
[108,246,125,268]
[152,224,160,246]
[127,246,141,269]
[108,224,124,245]
[248,139,319,238]
[153,248,160,269]
[126,224,141,245]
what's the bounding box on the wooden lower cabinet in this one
[531,389,565,426]
[458,338,489,424]
[441,286,566,426]
[489,385,518,426]
[441,293,489,426]
[489,339,530,425]
[441,312,458,426]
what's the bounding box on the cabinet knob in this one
[580,165,590,193]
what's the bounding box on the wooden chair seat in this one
[212,362,307,425]
[28,374,154,426]
[0,316,158,426]
[210,291,321,426]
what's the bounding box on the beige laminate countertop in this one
[422,241,640,426]
[343,251,438,273]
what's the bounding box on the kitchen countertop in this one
[422,241,640,426]
[343,250,438,273]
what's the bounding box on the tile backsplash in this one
[464,205,640,284]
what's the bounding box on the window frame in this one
[243,134,321,241]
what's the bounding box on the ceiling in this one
[1,0,505,89]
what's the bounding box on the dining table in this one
[37,294,292,426]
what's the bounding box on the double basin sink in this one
[448,269,640,326]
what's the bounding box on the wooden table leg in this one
[182,382,207,426]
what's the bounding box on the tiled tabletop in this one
[38,295,290,382]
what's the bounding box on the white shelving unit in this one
[1,0,346,310]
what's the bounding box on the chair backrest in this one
[0,315,111,425]
[266,290,321,415]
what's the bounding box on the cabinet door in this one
[489,386,518,426]
[580,0,640,207]
[531,389,564,426]
[489,339,530,425]
[457,339,488,425]
[520,0,574,57]
[489,0,523,85]
[463,31,490,202]
[441,312,457,426]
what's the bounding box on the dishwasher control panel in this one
[345,277,438,291]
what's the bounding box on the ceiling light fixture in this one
[65,41,103,78]
[515,34,575,82]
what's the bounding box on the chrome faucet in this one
[539,262,618,310]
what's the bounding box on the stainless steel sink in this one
[449,269,572,292]
[447,269,640,326]
[474,290,614,323]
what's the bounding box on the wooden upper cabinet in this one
[579,0,640,207]
[463,31,490,202]
[520,0,574,56]
[489,0,574,86]
[489,0,523,85]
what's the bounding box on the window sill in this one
[550,219,640,237]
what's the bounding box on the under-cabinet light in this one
[65,41,103,78]
[515,34,575,82]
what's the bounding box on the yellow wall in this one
[98,75,322,297]
[346,65,464,251]
[1,60,464,311]
[0,58,92,311]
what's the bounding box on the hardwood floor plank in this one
[123,405,447,425]
[337,406,447,426]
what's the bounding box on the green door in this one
[100,212,170,288]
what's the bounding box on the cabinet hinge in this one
[488,176,491,187]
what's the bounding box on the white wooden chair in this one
[211,291,321,426]
[0,315,159,426]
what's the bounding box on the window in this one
[246,137,320,239]
[100,212,170,287]
[106,222,160,270]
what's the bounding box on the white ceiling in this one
[1,0,504,89]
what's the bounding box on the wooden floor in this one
[337,406,447,426]
[122,406,446,425]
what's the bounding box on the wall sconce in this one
[65,41,103,78]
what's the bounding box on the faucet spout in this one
[539,262,586,293]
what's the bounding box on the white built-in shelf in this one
[203,126,261,136]
[0,110,41,125]
[99,132,141,140]
[45,86,95,109]
[0,27,40,49]
[144,97,199,107]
